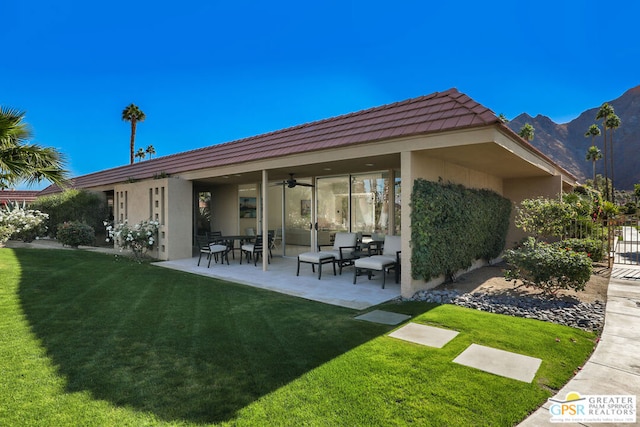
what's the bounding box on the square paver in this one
[453,343,542,383]
[388,322,459,348]
[354,310,411,325]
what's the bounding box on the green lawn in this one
[0,248,597,426]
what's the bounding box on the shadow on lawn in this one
[15,249,431,424]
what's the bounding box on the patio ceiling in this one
[424,142,555,179]
[191,153,401,187]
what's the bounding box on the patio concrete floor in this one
[154,255,401,310]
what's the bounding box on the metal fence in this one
[612,215,640,265]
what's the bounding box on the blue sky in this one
[3,0,640,189]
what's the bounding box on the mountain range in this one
[507,85,640,191]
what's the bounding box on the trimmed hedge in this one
[31,189,108,237]
[410,179,511,281]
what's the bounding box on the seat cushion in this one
[241,243,255,251]
[209,244,228,253]
[354,255,396,270]
[298,252,335,263]
[321,249,356,260]
[332,232,357,250]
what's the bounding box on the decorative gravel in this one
[405,289,605,331]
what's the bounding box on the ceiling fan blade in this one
[296,182,315,187]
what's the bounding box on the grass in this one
[0,248,598,426]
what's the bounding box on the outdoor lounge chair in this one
[296,252,336,279]
[196,235,230,268]
[318,232,358,274]
[353,235,401,288]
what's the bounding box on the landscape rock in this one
[405,290,605,331]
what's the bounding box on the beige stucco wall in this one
[398,147,567,298]
[164,178,193,260]
[503,175,564,248]
[210,184,239,235]
[114,177,192,261]
[407,151,503,194]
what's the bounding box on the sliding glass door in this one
[285,183,313,256]
[316,176,349,247]
[350,172,391,235]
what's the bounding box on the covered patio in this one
[154,254,401,310]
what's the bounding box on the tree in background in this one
[122,104,146,165]
[585,145,603,188]
[605,113,621,201]
[135,148,146,162]
[145,144,156,159]
[0,107,68,189]
[595,103,615,201]
[518,123,535,141]
[584,123,601,148]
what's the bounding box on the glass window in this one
[350,172,390,234]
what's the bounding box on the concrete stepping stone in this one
[388,322,459,348]
[453,343,541,383]
[354,310,411,325]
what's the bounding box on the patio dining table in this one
[217,235,255,261]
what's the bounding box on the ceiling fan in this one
[277,173,314,188]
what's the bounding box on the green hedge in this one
[30,190,108,237]
[410,179,511,281]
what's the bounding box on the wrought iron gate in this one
[613,215,640,265]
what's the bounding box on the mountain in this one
[507,86,640,191]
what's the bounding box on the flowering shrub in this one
[106,219,159,260]
[56,221,95,247]
[0,201,48,244]
[552,238,605,262]
[504,237,593,295]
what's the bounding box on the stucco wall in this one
[400,151,507,298]
[210,184,239,235]
[408,151,503,194]
[114,177,192,261]
[164,178,193,260]
[503,175,563,248]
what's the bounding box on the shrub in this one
[553,238,605,262]
[56,221,95,247]
[31,190,108,237]
[504,237,593,295]
[0,201,48,243]
[411,179,511,281]
[514,197,574,240]
[107,219,159,260]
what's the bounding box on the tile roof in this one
[41,88,509,193]
[0,190,40,204]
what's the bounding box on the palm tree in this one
[586,145,603,189]
[0,107,68,189]
[518,123,535,141]
[584,124,601,145]
[135,148,146,162]
[606,114,621,199]
[121,104,146,165]
[145,144,156,159]
[596,103,614,201]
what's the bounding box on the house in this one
[0,190,40,206]
[40,88,577,297]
